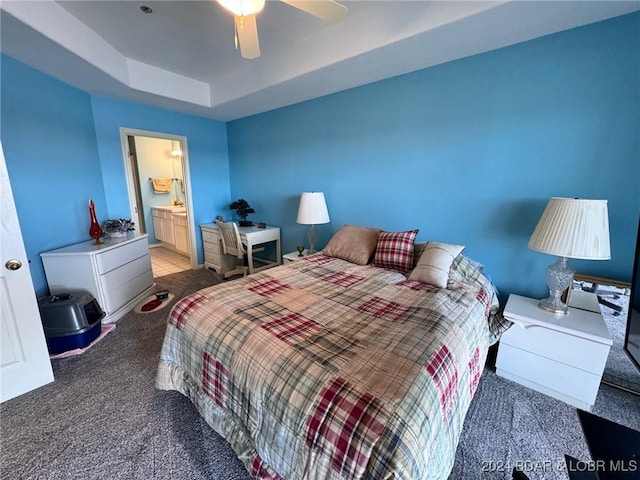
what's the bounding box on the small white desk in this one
[200,224,281,275]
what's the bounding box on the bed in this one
[156,230,508,480]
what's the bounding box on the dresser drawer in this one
[496,343,601,405]
[203,240,221,257]
[101,255,153,312]
[205,251,221,267]
[95,237,148,274]
[202,230,219,244]
[500,322,609,375]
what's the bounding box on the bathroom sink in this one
[154,205,186,212]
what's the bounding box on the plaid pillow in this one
[373,229,419,273]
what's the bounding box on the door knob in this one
[5,259,22,270]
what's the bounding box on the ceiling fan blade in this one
[281,0,347,23]
[234,14,260,59]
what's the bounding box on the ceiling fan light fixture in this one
[217,0,265,17]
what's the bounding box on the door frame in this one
[119,128,197,269]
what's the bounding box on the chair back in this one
[216,220,245,259]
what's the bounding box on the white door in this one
[0,142,54,403]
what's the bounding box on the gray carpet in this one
[2,269,639,480]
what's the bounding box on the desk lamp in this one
[296,192,330,254]
[528,197,610,315]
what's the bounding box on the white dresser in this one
[40,234,155,324]
[496,294,612,411]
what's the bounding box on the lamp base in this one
[538,297,570,315]
[307,224,318,254]
[538,256,574,316]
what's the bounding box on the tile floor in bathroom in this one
[149,246,191,277]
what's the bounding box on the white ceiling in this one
[1,1,638,121]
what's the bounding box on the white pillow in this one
[409,241,465,288]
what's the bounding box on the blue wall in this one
[91,97,230,258]
[2,13,638,301]
[227,13,640,301]
[1,55,106,295]
[1,55,230,295]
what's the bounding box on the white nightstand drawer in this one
[496,344,601,405]
[96,237,148,274]
[501,323,609,374]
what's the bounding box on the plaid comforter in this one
[156,253,508,479]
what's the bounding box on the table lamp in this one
[528,197,610,315]
[296,192,330,254]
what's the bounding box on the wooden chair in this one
[216,220,249,278]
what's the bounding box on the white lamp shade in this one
[528,197,611,260]
[296,192,330,225]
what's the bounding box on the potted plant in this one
[229,199,255,226]
[102,218,136,238]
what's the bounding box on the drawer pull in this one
[506,318,535,329]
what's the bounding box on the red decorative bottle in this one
[88,199,103,245]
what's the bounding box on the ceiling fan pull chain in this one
[234,19,239,49]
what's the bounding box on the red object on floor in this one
[141,298,163,312]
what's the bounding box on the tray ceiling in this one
[1,1,638,121]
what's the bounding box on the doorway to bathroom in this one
[119,128,197,276]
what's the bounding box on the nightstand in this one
[283,250,310,264]
[496,294,612,411]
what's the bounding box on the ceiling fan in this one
[217,0,348,59]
